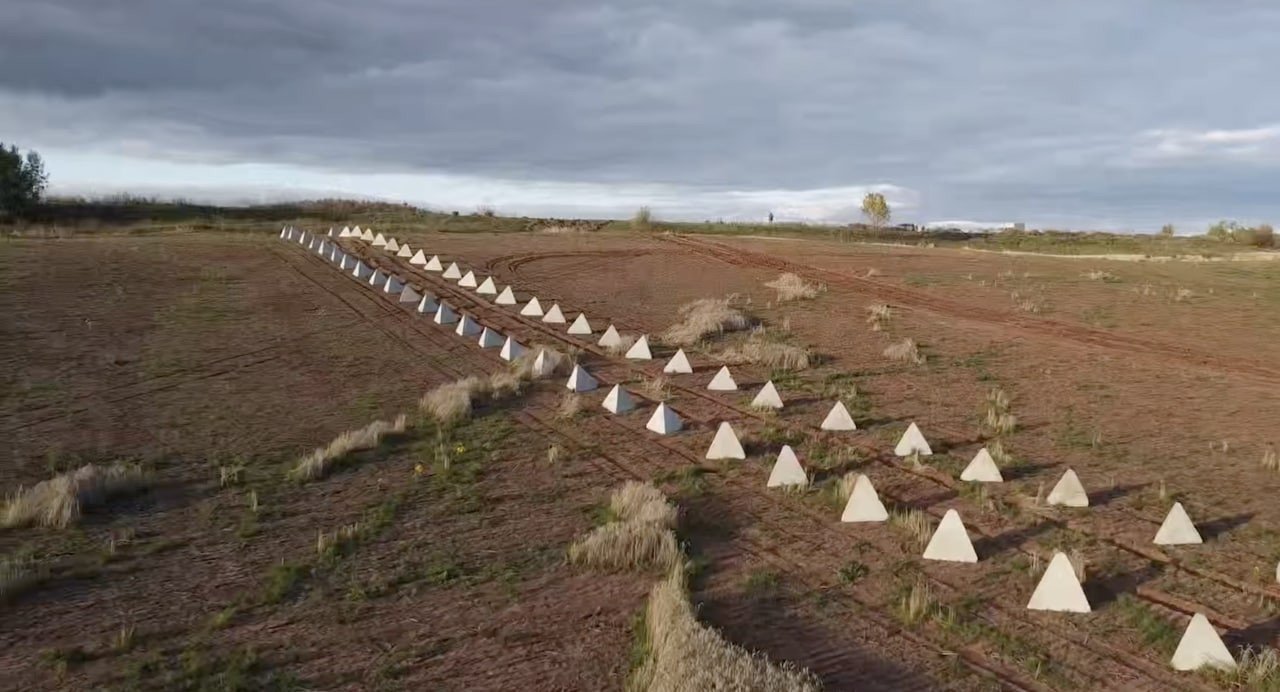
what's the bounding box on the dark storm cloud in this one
[4,0,1280,227]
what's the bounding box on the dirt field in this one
[2,224,1279,690]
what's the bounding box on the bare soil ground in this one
[2,225,1278,690]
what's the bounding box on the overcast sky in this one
[4,1,1280,231]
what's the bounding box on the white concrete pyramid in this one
[280,226,288,239]
[646,403,683,435]
[602,385,636,414]
[455,314,481,337]
[597,324,620,346]
[409,249,428,265]
[306,236,316,250]
[1027,552,1091,613]
[352,225,362,236]
[369,270,388,290]
[1154,502,1203,546]
[476,277,497,295]
[840,474,889,522]
[372,233,388,247]
[385,237,400,252]
[478,327,503,348]
[396,244,413,258]
[894,423,933,457]
[443,262,462,279]
[361,228,374,241]
[458,270,478,288]
[339,255,355,271]
[499,337,525,362]
[565,364,598,393]
[625,335,652,360]
[569,314,593,335]
[353,261,372,280]
[820,401,857,431]
[707,366,738,391]
[767,446,808,488]
[520,297,544,316]
[399,286,422,304]
[663,349,693,374]
[705,422,746,460]
[298,232,307,245]
[339,226,351,237]
[433,303,458,325]
[425,255,444,271]
[542,303,566,323]
[1171,613,1235,672]
[1046,469,1089,507]
[922,509,978,563]
[416,294,438,314]
[315,240,328,255]
[751,381,784,410]
[384,275,405,294]
[961,448,1003,483]
[495,286,517,305]
[328,227,335,237]
[531,350,555,378]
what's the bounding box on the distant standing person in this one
[768,212,774,223]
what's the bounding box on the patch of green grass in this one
[743,568,781,595]
[208,606,239,631]
[653,466,709,497]
[904,274,936,287]
[1115,595,1180,655]
[837,560,870,584]
[260,563,307,605]
[625,607,652,687]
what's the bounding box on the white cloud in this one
[1130,124,1280,164]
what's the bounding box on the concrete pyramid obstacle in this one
[361,228,374,241]
[894,422,933,457]
[339,226,351,237]
[495,286,517,305]
[297,232,307,245]
[1171,613,1235,672]
[961,448,1003,483]
[820,402,858,431]
[531,350,556,378]
[646,403,683,435]
[664,349,693,374]
[840,474,889,522]
[565,364,598,393]
[707,366,738,392]
[353,261,372,280]
[625,335,652,360]
[425,255,444,271]
[751,381,784,410]
[1047,469,1089,507]
[569,314,593,335]
[542,303,566,323]
[352,225,362,237]
[458,270,478,288]
[455,314,481,337]
[1027,552,1091,612]
[767,446,808,488]
[705,422,746,460]
[922,509,978,563]
[478,327,504,349]
[409,249,428,265]
[315,240,328,255]
[280,226,288,239]
[443,262,462,279]
[328,227,335,237]
[396,244,413,258]
[369,269,388,290]
[385,237,400,252]
[306,235,316,249]
[339,255,355,271]
[384,275,405,294]
[520,297,544,316]
[499,336,525,362]
[416,294,439,314]
[1154,502,1203,546]
[372,233,388,247]
[602,385,636,414]
[597,324,621,346]
[399,286,422,304]
[433,303,458,325]
[476,277,497,295]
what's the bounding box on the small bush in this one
[662,297,750,346]
[569,482,680,573]
[763,273,821,302]
[420,376,490,426]
[889,508,932,548]
[897,581,933,625]
[289,415,408,482]
[612,481,678,528]
[511,344,568,380]
[632,207,653,232]
[719,336,812,371]
[866,304,892,331]
[1261,445,1278,472]
[557,393,582,420]
[2,463,148,529]
[883,338,924,365]
[1082,270,1118,282]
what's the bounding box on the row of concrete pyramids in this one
[283,225,1240,673]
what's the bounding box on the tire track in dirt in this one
[661,235,1280,386]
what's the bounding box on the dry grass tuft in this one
[611,481,678,528]
[1226,647,1280,688]
[897,581,934,626]
[1261,445,1278,472]
[836,472,859,502]
[641,376,670,401]
[557,393,582,420]
[1082,269,1119,282]
[420,376,490,426]
[720,335,812,371]
[606,334,639,356]
[866,304,892,331]
[1067,548,1087,583]
[662,297,750,346]
[883,338,924,365]
[2,463,148,529]
[889,508,932,548]
[289,415,408,482]
[631,563,821,691]
[764,273,822,302]
[984,387,1016,436]
[569,482,680,573]
[511,344,569,380]
[0,556,45,601]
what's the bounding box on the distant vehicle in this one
[894,223,919,232]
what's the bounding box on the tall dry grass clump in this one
[662,297,750,346]
[420,376,491,426]
[289,415,408,482]
[0,556,45,601]
[569,482,680,573]
[764,273,822,302]
[883,337,924,365]
[2,463,148,529]
[631,563,820,692]
[606,334,639,356]
[420,345,569,426]
[1261,445,1278,472]
[633,206,653,232]
[719,334,812,371]
[866,304,892,331]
